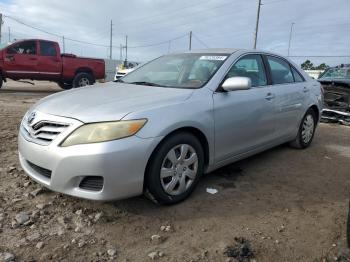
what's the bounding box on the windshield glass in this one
[121,53,229,88]
[320,67,350,80]
[0,43,10,51]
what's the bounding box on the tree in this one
[301,60,314,70]
[315,63,329,70]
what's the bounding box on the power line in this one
[4,15,61,38]
[127,34,188,48]
[4,14,110,47]
[3,14,189,51]
[192,33,210,48]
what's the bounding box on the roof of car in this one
[185,48,241,54]
[178,48,274,55]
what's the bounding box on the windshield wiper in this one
[128,81,163,87]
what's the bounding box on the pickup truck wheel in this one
[58,82,73,90]
[73,72,95,88]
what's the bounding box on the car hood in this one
[34,82,194,123]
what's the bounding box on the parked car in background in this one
[0,39,105,89]
[18,49,322,205]
[318,64,350,125]
[114,68,135,81]
[318,64,350,85]
[114,61,139,81]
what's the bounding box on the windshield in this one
[320,67,350,80]
[121,53,229,89]
[0,43,10,51]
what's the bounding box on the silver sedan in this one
[18,49,323,204]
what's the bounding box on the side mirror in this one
[221,77,251,92]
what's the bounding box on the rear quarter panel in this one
[62,57,105,81]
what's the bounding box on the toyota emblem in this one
[28,112,36,124]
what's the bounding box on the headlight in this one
[61,119,147,147]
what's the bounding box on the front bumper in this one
[18,129,162,201]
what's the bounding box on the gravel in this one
[0,252,15,262]
[15,212,30,225]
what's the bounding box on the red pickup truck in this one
[0,39,105,89]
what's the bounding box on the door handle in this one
[265,92,275,100]
[303,87,310,93]
[29,57,37,61]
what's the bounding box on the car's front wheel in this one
[145,132,204,205]
[289,108,317,149]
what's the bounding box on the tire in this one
[145,132,204,205]
[58,81,73,90]
[72,72,95,88]
[289,108,317,149]
[0,75,3,89]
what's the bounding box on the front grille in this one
[22,120,69,145]
[27,161,52,179]
[79,176,104,191]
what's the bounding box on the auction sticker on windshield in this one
[199,55,227,61]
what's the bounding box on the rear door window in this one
[267,56,294,84]
[40,41,57,56]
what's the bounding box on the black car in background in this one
[319,64,350,125]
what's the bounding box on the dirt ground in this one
[0,80,350,262]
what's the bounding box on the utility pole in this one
[120,44,123,61]
[189,31,192,51]
[109,20,113,59]
[62,36,65,53]
[0,13,3,44]
[253,0,262,49]
[8,26,10,43]
[287,22,295,57]
[125,35,128,64]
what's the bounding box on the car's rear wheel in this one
[145,132,204,205]
[72,72,95,88]
[289,108,317,149]
[0,75,3,89]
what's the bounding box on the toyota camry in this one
[18,49,323,204]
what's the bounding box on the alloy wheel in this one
[78,77,90,87]
[160,144,198,196]
[301,114,314,144]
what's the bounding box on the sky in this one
[0,0,349,66]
